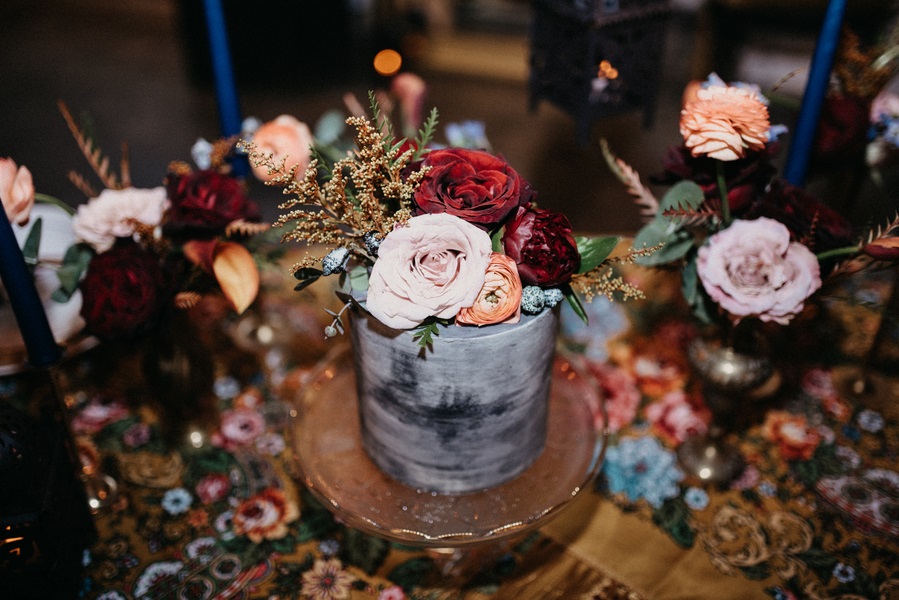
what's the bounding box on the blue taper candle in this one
[783,0,846,186]
[0,208,63,368]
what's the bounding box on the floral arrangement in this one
[243,92,655,346]
[3,103,267,343]
[602,73,899,329]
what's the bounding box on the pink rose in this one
[366,213,492,329]
[0,157,35,225]
[72,187,169,252]
[697,218,821,325]
[250,115,314,182]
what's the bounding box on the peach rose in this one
[72,186,169,253]
[0,157,35,225]
[697,218,821,325]
[456,252,522,326]
[680,84,770,161]
[366,213,492,329]
[250,114,313,182]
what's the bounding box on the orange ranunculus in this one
[680,85,770,161]
[762,410,821,461]
[250,114,314,182]
[232,487,299,543]
[0,157,35,225]
[456,252,522,326]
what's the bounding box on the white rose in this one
[72,186,169,252]
[366,213,493,329]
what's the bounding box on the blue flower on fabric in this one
[856,409,884,433]
[684,487,710,510]
[833,562,856,583]
[758,480,777,497]
[213,376,241,400]
[318,539,340,556]
[161,487,193,515]
[604,436,683,508]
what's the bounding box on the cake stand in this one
[288,343,608,553]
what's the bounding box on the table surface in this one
[2,264,897,600]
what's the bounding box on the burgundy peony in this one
[813,93,870,165]
[501,206,580,286]
[749,178,854,255]
[80,241,168,340]
[412,148,525,228]
[165,169,260,235]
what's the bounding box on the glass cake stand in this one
[288,343,608,550]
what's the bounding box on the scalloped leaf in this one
[633,219,694,265]
[660,180,705,213]
[576,235,620,273]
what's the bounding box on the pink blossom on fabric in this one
[697,218,822,324]
[645,390,711,445]
[250,115,314,182]
[366,213,492,329]
[195,473,231,504]
[587,362,640,433]
[870,90,899,121]
[213,407,266,449]
[379,586,407,600]
[72,186,169,253]
[0,157,35,225]
[71,399,130,435]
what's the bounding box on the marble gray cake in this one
[350,306,559,494]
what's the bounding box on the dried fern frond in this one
[67,170,97,198]
[226,219,270,237]
[863,212,899,246]
[57,100,127,191]
[661,203,720,228]
[174,291,202,310]
[600,138,658,222]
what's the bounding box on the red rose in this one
[501,206,580,286]
[165,169,260,235]
[412,148,525,228]
[80,241,168,340]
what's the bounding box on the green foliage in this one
[563,284,588,324]
[387,557,436,592]
[633,181,705,266]
[412,107,439,162]
[53,242,94,302]
[348,265,369,292]
[575,235,620,274]
[491,226,506,253]
[651,497,695,548]
[412,320,443,351]
[680,253,715,325]
[340,529,389,574]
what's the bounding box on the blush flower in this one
[366,213,492,329]
[697,218,822,324]
[214,408,266,449]
[680,84,770,161]
[645,390,711,445]
[72,187,169,253]
[456,252,522,326]
[0,157,35,225]
[232,487,299,543]
[249,115,314,182]
[587,362,640,433]
[195,473,231,504]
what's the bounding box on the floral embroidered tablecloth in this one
[2,267,897,600]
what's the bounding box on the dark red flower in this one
[164,169,260,236]
[651,144,778,214]
[501,206,580,286]
[749,178,855,254]
[412,148,525,228]
[79,241,168,340]
[813,93,870,165]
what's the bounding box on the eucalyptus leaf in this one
[52,242,94,302]
[681,254,714,325]
[313,109,347,145]
[22,217,43,269]
[576,235,619,273]
[348,265,369,292]
[633,220,694,265]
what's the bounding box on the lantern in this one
[529,0,672,142]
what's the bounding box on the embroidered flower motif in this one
[684,487,710,511]
[587,362,640,433]
[300,558,354,600]
[133,561,184,598]
[762,411,822,461]
[71,399,130,435]
[318,539,340,557]
[680,84,770,161]
[379,585,407,600]
[122,423,151,449]
[161,487,193,515]
[232,487,299,543]
[194,473,231,504]
[730,464,760,491]
[832,562,856,583]
[835,446,861,469]
[213,408,266,449]
[856,409,884,433]
[645,390,711,445]
[604,436,683,508]
[254,432,286,456]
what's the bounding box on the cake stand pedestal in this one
[289,344,607,584]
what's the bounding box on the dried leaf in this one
[212,241,260,314]
[600,138,658,221]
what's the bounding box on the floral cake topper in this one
[243,92,656,346]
